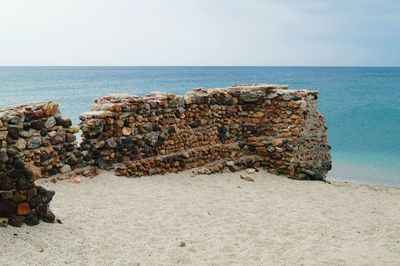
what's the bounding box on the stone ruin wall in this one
[0,103,66,226]
[0,102,85,178]
[0,83,332,227]
[0,150,55,227]
[80,84,331,180]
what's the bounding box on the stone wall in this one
[0,102,84,178]
[0,149,55,226]
[0,83,331,226]
[0,102,82,226]
[80,84,331,180]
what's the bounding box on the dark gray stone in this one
[27,137,42,149]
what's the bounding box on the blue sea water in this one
[0,66,399,186]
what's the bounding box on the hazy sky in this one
[0,0,399,66]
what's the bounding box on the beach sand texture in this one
[1,170,400,266]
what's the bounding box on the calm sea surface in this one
[0,67,399,186]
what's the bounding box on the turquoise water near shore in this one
[0,66,399,186]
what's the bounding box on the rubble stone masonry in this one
[0,102,64,226]
[0,83,331,226]
[80,84,331,180]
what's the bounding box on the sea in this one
[0,66,399,187]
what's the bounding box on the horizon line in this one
[0,65,399,68]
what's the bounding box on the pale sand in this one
[1,170,400,266]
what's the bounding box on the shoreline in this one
[327,176,400,190]
[328,158,400,189]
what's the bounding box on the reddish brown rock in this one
[82,167,99,178]
[17,202,31,216]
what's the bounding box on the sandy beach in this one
[1,170,400,266]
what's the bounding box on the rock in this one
[12,192,27,202]
[68,126,80,134]
[105,117,114,124]
[272,138,284,147]
[189,121,201,128]
[106,138,117,148]
[7,127,20,140]
[41,210,56,223]
[19,129,33,138]
[0,150,9,162]
[0,189,15,199]
[48,131,57,137]
[122,127,132,136]
[246,168,256,174]
[240,174,254,182]
[28,195,42,208]
[97,159,114,170]
[26,187,37,198]
[15,138,27,150]
[8,216,25,227]
[17,202,32,216]
[24,214,39,226]
[29,165,42,181]
[55,174,67,181]
[37,187,55,204]
[301,169,316,178]
[145,132,160,146]
[27,137,42,149]
[16,177,31,190]
[13,158,25,169]
[68,176,81,184]
[226,161,235,167]
[0,177,15,191]
[282,94,294,101]
[7,115,20,124]
[0,131,8,140]
[58,118,72,128]
[0,218,8,227]
[59,164,72,173]
[66,133,76,143]
[0,200,16,217]
[239,91,261,103]
[44,117,57,129]
[31,120,44,130]
[267,93,278,99]
[82,167,99,178]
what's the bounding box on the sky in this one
[0,0,399,66]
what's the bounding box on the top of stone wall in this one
[0,101,60,123]
[88,84,318,113]
[0,101,56,111]
[95,83,288,103]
